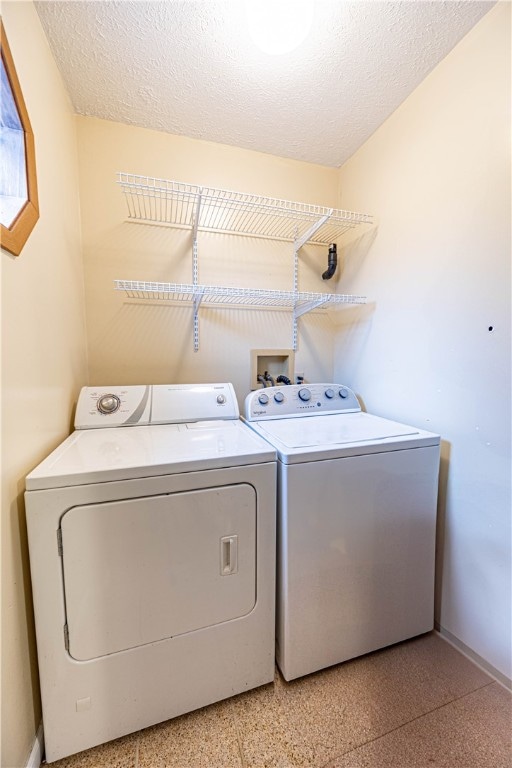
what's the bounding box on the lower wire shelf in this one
[114,280,367,351]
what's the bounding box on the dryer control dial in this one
[298,388,311,402]
[97,394,121,414]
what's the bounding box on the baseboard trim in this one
[435,624,511,691]
[26,721,44,768]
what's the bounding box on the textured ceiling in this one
[35,0,495,167]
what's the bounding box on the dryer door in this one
[60,484,256,660]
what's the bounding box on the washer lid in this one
[252,412,440,463]
[25,420,276,491]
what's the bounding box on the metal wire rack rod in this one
[294,211,332,252]
[311,223,351,242]
[117,173,374,243]
[199,190,318,221]
[115,280,367,352]
[212,200,293,238]
[114,280,366,306]
[198,198,301,239]
[192,189,202,286]
[294,298,331,318]
[119,177,199,226]
[193,290,204,350]
[118,173,359,225]
[118,174,201,198]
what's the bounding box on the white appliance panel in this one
[74,385,151,428]
[151,383,239,422]
[277,446,440,681]
[244,382,440,682]
[26,463,276,763]
[62,485,256,661]
[244,382,360,420]
[243,387,439,463]
[26,421,275,490]
[74,382,238,429]
[26,382,277,762]
[258,411,418,448]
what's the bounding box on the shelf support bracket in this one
[293,210,332,252]
[192,189,203,286]
[292,211,331,349]
[292,316,299,353]
[192,190,204,350]
[292,297,329,351]
[193,289,204,352]
[294,298,328,319]
[292,225,299,294]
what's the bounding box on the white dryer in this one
[244,383,440,682]
[25,383,276,763]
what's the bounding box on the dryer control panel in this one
[244,383,361,421]
[75,383,239,428]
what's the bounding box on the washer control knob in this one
[258,393,269,405]
[325,388,335,399]
[298,388,311,402]
[339,387,349,399]
[216,394,226,404]
[274,391,284,403]
[97,394,121,414]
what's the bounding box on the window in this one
[0,20,38,256]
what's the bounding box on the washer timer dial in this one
[298,388,311,402]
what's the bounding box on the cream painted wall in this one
[1,2,508,765]
[75,117,341,402]
[334,2,511,683]
[1,3,88,766]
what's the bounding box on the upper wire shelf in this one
[117,173,373,245]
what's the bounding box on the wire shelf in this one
[114,280,367,309]
[117,173,373,244]
[115,173,372,350]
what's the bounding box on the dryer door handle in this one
[220,535,238,575]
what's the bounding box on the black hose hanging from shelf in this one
[276,375,292,385]
[322,243,337,280]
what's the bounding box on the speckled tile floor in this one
[43,632,511,768]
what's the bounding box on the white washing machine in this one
[25,383,276,763]
[244,383,440,682]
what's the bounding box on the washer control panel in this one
[75,383,239,429]
[244,383,361,421]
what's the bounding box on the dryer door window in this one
[60,484,256,660]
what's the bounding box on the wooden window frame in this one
[1,19,39,257]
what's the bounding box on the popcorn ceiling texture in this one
[35,0,494,168]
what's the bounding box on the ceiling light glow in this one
[245,0,315,56]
